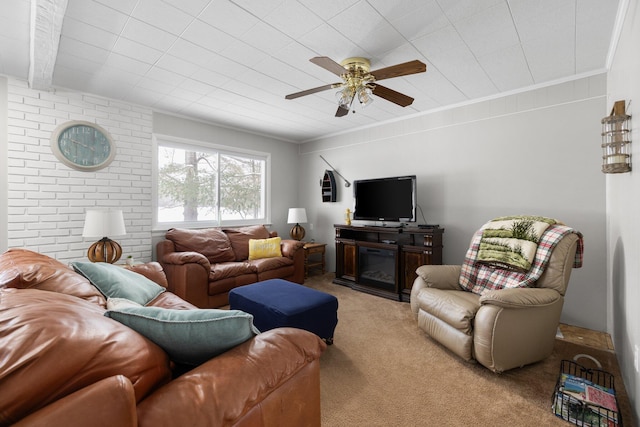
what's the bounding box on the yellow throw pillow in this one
[248,237,282,260]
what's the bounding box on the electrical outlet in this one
[634,345,639,373]
[310,223,314,230]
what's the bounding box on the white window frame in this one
[152,134,270,230]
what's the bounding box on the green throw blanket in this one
[477,215,559,272]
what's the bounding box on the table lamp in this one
[287,208,307,241]
[82,209,126,263]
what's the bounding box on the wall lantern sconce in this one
[601,100,631,174]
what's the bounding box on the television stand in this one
[333,224,444,302]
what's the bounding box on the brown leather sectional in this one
[0,248,325,426]
[156,225,305,308]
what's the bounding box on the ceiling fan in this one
[285,56,426,117]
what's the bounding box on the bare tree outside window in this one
[220,154,264,220]
[157,143,266,225]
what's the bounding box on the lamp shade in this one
[287,208,307,224]
[82,209,126,238]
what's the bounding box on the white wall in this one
[299,75,608,332]
[5,78,153,263]
[0,77,7,254]
[606,0,640,421]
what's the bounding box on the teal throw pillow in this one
[104,307,260,365]
[71,262,165,306]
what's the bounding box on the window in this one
[154,136,268,228]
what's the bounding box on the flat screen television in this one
[353,175,417,222]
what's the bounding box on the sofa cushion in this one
[224,225,270,261]
[248,256,294,273]
[0,248,107,308]
[248,237,282,260]
[125,261,169,288]
[166,228,236,264]
[105,307,260,366]
[209,261,256,281]
[0,288,171,424]
[71,262,165,306]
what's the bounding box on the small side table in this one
[303,242,326,278]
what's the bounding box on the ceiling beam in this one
[28,0,68,90]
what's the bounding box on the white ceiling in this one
[0,0,622,143]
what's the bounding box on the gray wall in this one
[298,75,607,332]
[606,0,640,420]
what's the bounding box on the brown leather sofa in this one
[0,248,325,427]
[156,225,305,308]
[410,223,582,373]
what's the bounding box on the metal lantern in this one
[601,100,631,174]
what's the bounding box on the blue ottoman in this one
[229,279,338,344]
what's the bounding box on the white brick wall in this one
[7,78,153,263]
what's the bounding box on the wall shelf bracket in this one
[319,155,351,187]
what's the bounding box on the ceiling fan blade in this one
[370,60,426,81]
[285,83,341,100]
[335,92,355,117]
[310,56,347,76]
[335,105,350,117]
[372,84,415,107]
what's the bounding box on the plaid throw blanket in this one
[459,224,584,295]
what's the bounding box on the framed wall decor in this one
[50,121,116,171]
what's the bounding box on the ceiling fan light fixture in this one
[336,88,352,109]
[358,86,373,107]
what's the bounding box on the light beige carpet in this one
[304,273,635,427]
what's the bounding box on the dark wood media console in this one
[333,224,444,302]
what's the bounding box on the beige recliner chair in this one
[410,219,582,373]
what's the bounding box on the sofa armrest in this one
[13,376,137,427]
[162,251,211,269]
[415,265,462,290]
[410,265,462,316]
[136,328,326,427]
[125,262,169,288]
[479,287,561,308]
[156,240,210,271]
[281,239,304,259]
[474,288,564,372]
[156,241,212,308]
[281,240,305,284]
